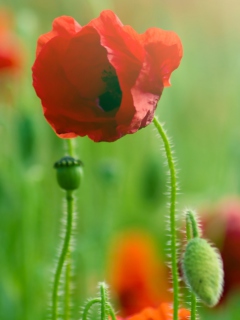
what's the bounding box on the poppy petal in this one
[62,26,110,99]
[90,10,144,87]
[36,16,82,56]
[140,28,183,87]
[33,36,116,139]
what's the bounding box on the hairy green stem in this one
[52,190,74,320]
[64,253,71,320]
[82,299,101,320]
[107,303,117,320]
[186,210,199,320]
[64,138,75,319]
[153,116,179,320]
[100,283,107,320]
[186,210,199,238]
[81,283,118,320]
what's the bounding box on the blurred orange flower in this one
[0,8,23,73]
[107,231,171,317]
[117,303,190,320]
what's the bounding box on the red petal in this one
[115,61,163,138]
[33,36,120,140]
[140,28,183,87]
[115,86,137,135]
[90,10,144,88]
[89,10,148,135]
[62,26,109,99]
[36,16,81,56]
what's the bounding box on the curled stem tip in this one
[82,299,101,320]
[81,283,117,320]
[186,210,200,239]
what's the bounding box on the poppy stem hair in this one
[64,252,71,320]
[63,138,75,319]
[81,282,117,320]
[152,116,179,320]
[82,298,101,320]
[52,190,74,320]
[52,139,82,320]
[186,210,200,239]
[185,210,199,320]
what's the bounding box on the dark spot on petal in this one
[98,66,122,112]
[148,96,158,106]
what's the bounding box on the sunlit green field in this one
[1,1,240,319]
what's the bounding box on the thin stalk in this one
[100,283,107,320]
[186,210,199,320]
[66,138,75,157]
[64,252,71,320]
[107,303,117,320]
[63,138,75,319]
[153,116,179,320]
[52,190,74,320]
[190,295,197,320]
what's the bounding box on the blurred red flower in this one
[0,8,23,73]
[116,303,190,320]
[202,198,240,303]
[32,10,182,142]
[107,231,171,317]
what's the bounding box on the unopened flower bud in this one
[54,156,83,190]
[182,238,224,307]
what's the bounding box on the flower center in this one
[98,66,122,112]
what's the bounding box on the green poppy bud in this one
[182,237,224,307]
[54,156,83,190]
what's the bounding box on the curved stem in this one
[153,116,179,320]
[52,190,74,320]
[107,303,117,320]
[82,299,101,320]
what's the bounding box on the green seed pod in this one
[54,156,83,190]
[182,237,224,307]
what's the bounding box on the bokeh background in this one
[1,0,240,319]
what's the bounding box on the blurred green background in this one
[1,0,240,319]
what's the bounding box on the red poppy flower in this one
[116,303,190,320]
[32,10,182,142]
